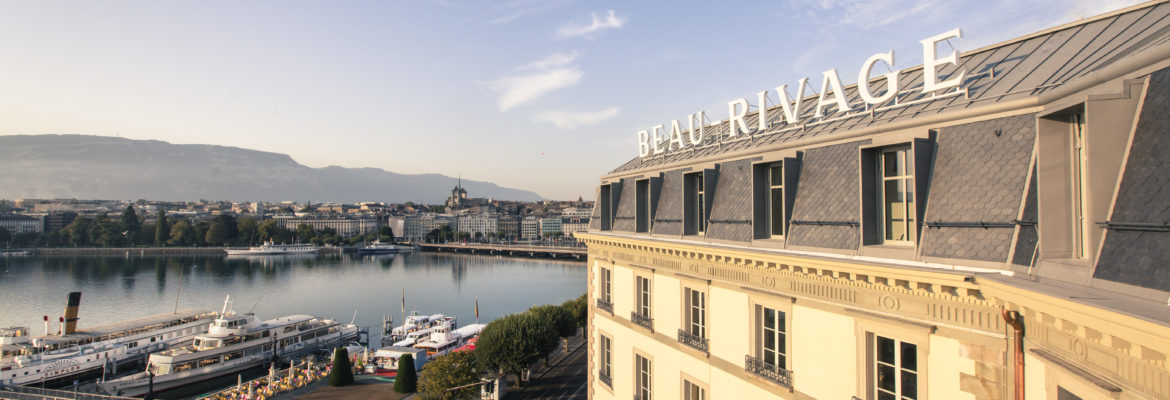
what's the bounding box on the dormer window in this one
[879,146,916,244]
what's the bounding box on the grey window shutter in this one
[703,167,719,223]
[783,153,803,236]
[860,148,880,245]
[753,163,769,239]
[912,136,936,242]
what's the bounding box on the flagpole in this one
[401,288,406,329]
[475,296,479,326]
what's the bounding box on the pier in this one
[418,243,586,260]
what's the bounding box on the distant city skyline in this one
[0,0,1144,200]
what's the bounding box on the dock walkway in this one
[418,243,586,260]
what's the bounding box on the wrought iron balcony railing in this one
[596,298,613,313]
[745,354,793,388]
[630,311,653,330]
[677,329,708,352]
[598,371,612,387]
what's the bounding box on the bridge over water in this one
[417,243,587,260]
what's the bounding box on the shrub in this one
[328,347,354,386]
[394,353,419,393]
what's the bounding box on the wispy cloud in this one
[520,50,581,70]
[488,0,573,25]
[485,52,585,111]
[532,107,619,129]
[556,10,626,39]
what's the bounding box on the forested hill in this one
[0,135,545,203]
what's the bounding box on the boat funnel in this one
[63,292,81,334]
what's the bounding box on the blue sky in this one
[0,0,1145,200]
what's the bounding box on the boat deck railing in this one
[1,385,135,400]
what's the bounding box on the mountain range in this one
[0,135,545,203]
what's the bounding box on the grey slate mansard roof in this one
[607,0,1170,176]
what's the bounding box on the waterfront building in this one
[44,211,77,232]
[404,213,456,242]
[563,206,593,219]
[540,217,563,238]
[0,213,42,234]
[457,213,499,239]
[521,216,540,240]
[562,216,590,239]
[386,215,406,240]
[498,215,520,241]
[273,215,379,237]
[579,4,1170,400]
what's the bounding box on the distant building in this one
[539,217,562,237]
[456,213,498,239]
[497,215,519,240]
[44,211,77,232]
[385,216,406,240]
[404,214,456,242]
[0,214,42,234]
[273,215,379,237]
[446,179,469,208]
[561,207,592,219]
[520,216,540,240]
[561,217,589,238]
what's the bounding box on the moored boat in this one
[357,241,407,255]
[0,292,215,388]
[98,296,357,397]
[224,241,319,256]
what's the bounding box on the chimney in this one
[63,292,81,334]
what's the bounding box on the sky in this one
[0,0,1147,200]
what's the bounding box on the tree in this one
[563,294,587,331]
[418,351,479,400]
[237,217,259,245]
[64,218,92,247]
[475,312,556,387]
[120,206,140,245]
[531,304,576,339]
[168,220,192,245]
[297,224,316,243]
[378,226,396,242]
[395,353,419,393]
[205,215,239,246]
[154,210,168,245]
[328,347,354,386]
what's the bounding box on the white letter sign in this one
[727,99,750,136]
[858,51,898,104]
[815,69,851,118]
[921,29,965,93]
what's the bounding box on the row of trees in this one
[4,206,397,248]
[410,294,588,399]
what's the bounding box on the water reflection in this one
[0,252,585,343]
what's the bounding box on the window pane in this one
[901,342,917,371]
[882,151,901,177]
[901,371,918,399]
[877,364,896,391]
[878,392,896,400]
[764,331,775,352]
[764,308,775,329]
[884,180,907,241]
[777,311,785,333]
[877,336,895,364]
[770,188,783,235]
[905,178,915,242]
[769,164,783,186]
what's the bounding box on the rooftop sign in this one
[636,29,967,158]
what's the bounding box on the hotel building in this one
[579,3,1170,400]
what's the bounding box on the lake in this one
[0,252,587,345]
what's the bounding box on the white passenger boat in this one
[381,312,455,347]
[0,293,215,388]
[357,241,409,255]
[412,323,485,359]
[99,296,358,397]
[224,241,318,256]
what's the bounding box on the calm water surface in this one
[0,252,586,344]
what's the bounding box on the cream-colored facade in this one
[582,3,1170,400]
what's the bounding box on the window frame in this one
[601,266,612,304]
[855,318,930,400]
[869,334,920,400]
[635,274,653,319]
[748,294,794,388]
[681,374,708,400]
[598,332,613,389]
[684,172,706,236]
[634,350,654,400]
[877,145,916,246]
[683,286,706,338]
